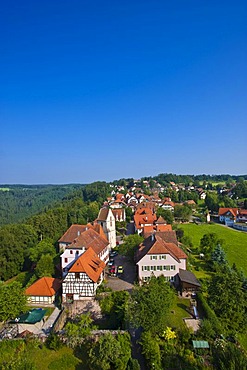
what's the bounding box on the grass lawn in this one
[165,296,191,330]
[179,223,247,275]
[0,340,82,370]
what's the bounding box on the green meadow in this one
[180,223,247,275]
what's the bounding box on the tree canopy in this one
[128,276,175,334]
[0,282,27,322]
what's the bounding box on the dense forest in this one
[0,182,111,281]
[0,184,84,226]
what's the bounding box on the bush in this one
[46,333,63,351]
[197,293,222,334]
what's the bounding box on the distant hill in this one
[0,184,84,225]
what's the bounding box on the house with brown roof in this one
[25,277,61,305]
[58,223,106,252]
[62,247,105,302]
[218,207,239,225]
[134,209,157,235]
[135,234,187,284]
[60,228,109,276]
[97,207,116,249]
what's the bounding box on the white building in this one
[62,247,105,302]
[97,208,116,249]
[135,234,187,284]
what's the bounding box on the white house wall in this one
[137,254,186,283]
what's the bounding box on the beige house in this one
[25,277,61,305]
[135,234,187,284]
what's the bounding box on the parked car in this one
[117,265,124,274]
[110,250,118,258]
[108,259,114,267]
[110,266,116,276]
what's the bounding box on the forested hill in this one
[0,184,84,226]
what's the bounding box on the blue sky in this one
[1,0,246,184]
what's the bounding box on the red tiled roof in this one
[58,224,90,243]
[69,228,109,255]
[156,216,166,224]
[136,235,187,263]
[59,223,107,243]
[143,230,178,245]
[239,209,247,215]
[69,247,105,283]
[134,213,157,228]
[25,277,61,297]
[97,207,110,221]
[218,208,238,217]
[156,224,172,232]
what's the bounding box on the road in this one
[106,254,136,292]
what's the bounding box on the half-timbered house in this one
[62,247,106,302]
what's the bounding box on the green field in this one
[180,223,247,275]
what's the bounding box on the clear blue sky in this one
[1,0,246,184]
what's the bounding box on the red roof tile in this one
[218,208,238,217]
[69,247,105,283]
[25,277,61,297]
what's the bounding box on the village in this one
[1,177,247,369]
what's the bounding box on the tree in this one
[174,205,192,222]
[205,193,219,212]
[140,331,161,370]
[156,208,174,224]
[29,238,56,264]
[64,313,95,348]
[212,340,247,370]
[208,267,247,334]
[35,254,54,278]
[211,245,227,267]
[0,282,27,321]
[118,234,144,259]
[88,332,131,370]
[99,290,129,329]
[128,276,175,334]
[200,233,224,258]
[125,207,133,223]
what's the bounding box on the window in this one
[70,250,73,254]
[159,255,166,260]
[150,255,157,260]
[171,265,176,270]
[65,258,68,263]
[75,273,80,279]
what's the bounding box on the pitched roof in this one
[134,213,157,228]
[156,216,166,224]
[25,277,61,297]
[218,207,238,217]
[58,224,91,243]
[136,234,187,263]
[143,230,178,244]
[178,268,201,287]
[97,207,110,221]
[69,228,109,255]
[69,247,106,283]
[58,223,107,243]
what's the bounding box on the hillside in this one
[180,223,247,275]
[0,184,84,225]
